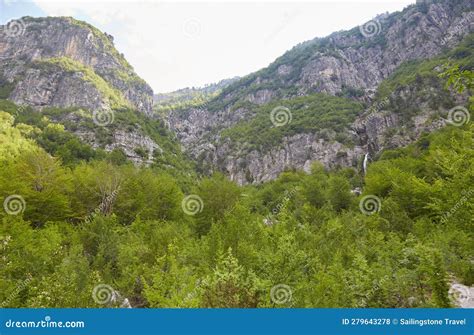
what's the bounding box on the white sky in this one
[2,0,415,93]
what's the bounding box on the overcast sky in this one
[1,0,415,93]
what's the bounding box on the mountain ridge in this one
[165,0,473,184]
[0,1,472,184]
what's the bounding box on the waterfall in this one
[363,153,369,175]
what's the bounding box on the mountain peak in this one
[0,16,153,114]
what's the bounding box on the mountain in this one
[0,16,153,114]
[0,16,193,177]
[166,0,473,184]
[0,1,472,310]
[154,77,240,108]
[0,1,472,184]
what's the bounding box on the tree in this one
[194,173,240,236]
[200,248,262,307]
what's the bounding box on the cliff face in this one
[0,16,153,115]
[167,0,473,184]
[0,17,189,169]
[0,3,472,182]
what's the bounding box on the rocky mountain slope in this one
[0,1,472,185]
[0,16,153,114]
[166,0,473,184]
[0,16,194,175]
[154,77,239,107]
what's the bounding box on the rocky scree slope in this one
[167,0,473,184]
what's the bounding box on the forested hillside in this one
[1,68,472,307]
[167,0,473,184]
[0,0,472,309]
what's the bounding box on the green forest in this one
[0,59,473,309]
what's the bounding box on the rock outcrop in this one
[167,0,473,184]
[0,16,162,165]
[0,16,153,115]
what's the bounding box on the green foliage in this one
[68,17,133,71]
[0,76,15,99]
[376,33,473,101]
[1,122,472,307]
[0,49,472,308]
[0,99,196,183]
[193,173,241,236]
[221,93,363,153]
[199,248,263,307]
[35,57,129,109]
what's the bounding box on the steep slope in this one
[0,16,153,114]
[154,77,239,112]
[167,0,473,184]
[0,17,194,177]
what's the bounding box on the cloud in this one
[30,0,414,92]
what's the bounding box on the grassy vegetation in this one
[220,93,363,152]
[68,17,133,71]
[0,99,196,185]
[1,108,472,307]
[35,57,130,109]
[0,76,15,99]
[376,34,474,100]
